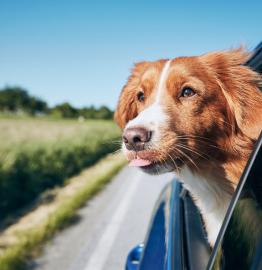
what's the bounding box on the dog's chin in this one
[138,161,176,175]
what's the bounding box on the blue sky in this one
[0,0,262,110]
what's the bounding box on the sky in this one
[0,0,262,110]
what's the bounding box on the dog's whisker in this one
[155,163,161,175]
[175,143,216,166]
[102,142,123,146]
[150,142,181,176]
[176,143,208,158]
[176,135,230,150]
[176,135,216,143]
[159,148,188,181]
[176,137,232,153]
[221,120,235,128]
[171,146,201,173]
[169,156,179,174]
[101,140,123,147]
[222,124,234,135]
[98,149,122,163]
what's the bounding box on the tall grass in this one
[0,152,125,270]
[0,118,122,219]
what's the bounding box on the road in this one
[30,166,175,270]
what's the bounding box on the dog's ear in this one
[201,46,262,139]
[114,61,150,130]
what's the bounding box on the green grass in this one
[0,153,126,270]
[0,117,122,218]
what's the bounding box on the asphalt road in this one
[30,166,175,270]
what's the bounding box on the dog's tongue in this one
[129,159,152,167]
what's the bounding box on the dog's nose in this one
[122,128,151,151]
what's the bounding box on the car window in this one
[246,42,262,89]
[211,145,262,270]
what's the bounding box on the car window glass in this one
[212,147,262,270]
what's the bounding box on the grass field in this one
[0,117,122,219]
[0,152,125,270]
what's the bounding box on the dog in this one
[114,47,262,247]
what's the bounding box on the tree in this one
[0,87,30,111]
[96,106,114,119]
[79,106,97,119]
[51,102,78,118]
[0,86,47,115]
[28,97,47,115]
[0,86,115,119]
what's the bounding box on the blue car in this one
[126,41,262,270]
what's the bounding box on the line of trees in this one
[0,86,114,119]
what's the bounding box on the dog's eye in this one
[181,88,195,98]
[138,93,145,102]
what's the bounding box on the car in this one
[126,41,262,270]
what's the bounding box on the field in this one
[0,152,125,270]
[0,117,122,219]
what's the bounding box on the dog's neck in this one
[179,166,233,247]
[178,133,256,247]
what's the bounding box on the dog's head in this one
[115,47,262,175]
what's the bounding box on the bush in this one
[0,119,121,219]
